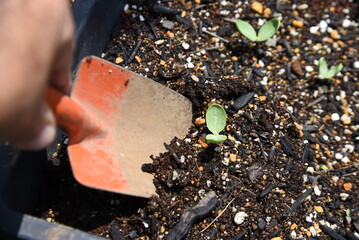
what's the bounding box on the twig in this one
[223,18,236,24]
[166,191,218,240]
[200,197,235,233]
[201,28,229,43]
[307,95,326,108]
[126,40,142,64]
[164,142,181,164]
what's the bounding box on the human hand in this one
[0,0,74,150]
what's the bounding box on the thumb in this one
[14,101,56,150]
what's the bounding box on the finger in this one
[50,6,75,94]
[12,101,56,150]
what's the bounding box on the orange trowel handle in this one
[45,87,100,144]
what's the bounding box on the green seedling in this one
[235,18,280,42]
[318,57,343,79]
[205,104,227,144]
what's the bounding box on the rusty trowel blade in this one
[66,56,192,198]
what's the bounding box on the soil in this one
[36,0,359,239]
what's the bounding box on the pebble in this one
[194,117,205,126]
[292,20,304,28]
[335,153,343,160]
[310,26,319,34]
[353,61,359,69]
[182,42,190,50]
[342,19,351,28]
[314,185,321,196]
[340,193,349,201]
[341,114,351,124]
[305,66,314,72]
[314,206,324,213]
[319,20,328,32]
[307,167,315,174]
[343,182,353,191]
[155,39,165,45]
[251,2,263,14]
[341,156,350,163]
[234,211,248,225]
[331,113,340,121]
[162,20,175,30]
[297,4,308,10]
[258,218,266,230]
[330,30,340,39]
[115,57,124,64]
[263,8,271,18]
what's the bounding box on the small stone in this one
[330,30,340,39]
[292,20,304,28]
[270,238,282,240]
[306,216,313,222]
[314,206,324,213]
[297,4,308,10]
[290,223,298,230]
[155,39,165,45]
[341,114,351,125]
[263,8,271,17]
[166,31,174,39]
[340,193,349,201]
[229,154,237,162]
[331,113,340,121]
[310,26,319,34]
[182,42,190,50]
[195,117,205,126]
[258,96,267,101]
[307,167,315,174]
[335,153,343,160]
[353,61,359,69]
[162,20,175,30]
[258,218,266,230]
[234,211,248,225]
[198,136,208,148]
[319,20,328,32]
[135,56,142,63]
[191,75,199,82]
[115,57,124,64]
[342,19,351,28]
[343,182,353,191]
[314,185,321,196]
[251,2,263,14]
[305,66,314,72]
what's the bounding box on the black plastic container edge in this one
[0,0,126,239]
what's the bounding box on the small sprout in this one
[205,104,227,144]
[318,57,343,79]
[235,18,280,42]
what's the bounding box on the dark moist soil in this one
[36,0,358,239]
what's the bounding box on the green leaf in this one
[206,134,227,144]
[235,19,257,42]
[326,63,343,78]
[257,18,281,42]
[318,57,329,77]
[205,104,227,135]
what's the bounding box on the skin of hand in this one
[0,1,75,150]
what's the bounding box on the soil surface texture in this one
[37,0,359,239]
